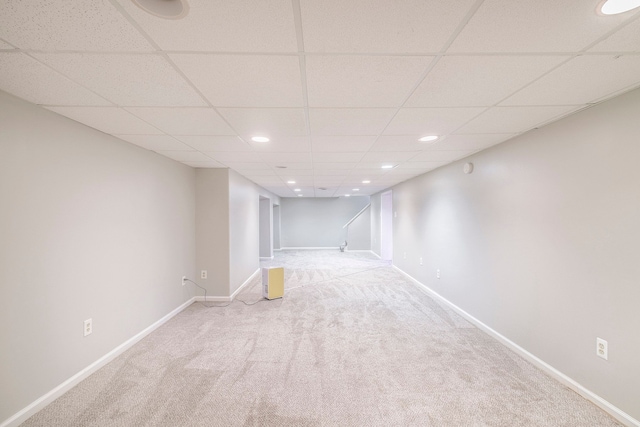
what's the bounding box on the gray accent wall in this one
[196,169,280,297]
[0,91,196,423]
[280,196,370,248]
[195,169,230,297]
[383,88,640,420]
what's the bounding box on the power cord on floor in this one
[186,264,387,308]
[184,278,268,308]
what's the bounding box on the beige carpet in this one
[23,250,620,426]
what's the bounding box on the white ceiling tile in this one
[349,167,388,176]
[274,169,314,177]
[309,108,395,135]
[116,135,192,151]
[117,0,298,52]
[170,54,303,107]
[175,136,251,152]
[182,161,226,168]
[45,107,162,135]
[360,152,418,163]
[0,53,111,106]
[301,0,476,53]
[306,55,433,107]
[33,53,206,107]
[395,161,449,170]
[405,55,569,107]
[371,136,431,152]
[314,165,358,173]
[221,162,272,171]
[266,162,314,170]
[448,0,629,53]
[312,153,364,163]
[206,152,264,163]
[501,55,640,106]
[0,1,152,51]
[456,106,579,134]
[248,176,286,186]
[260,153,313,163]
[244,170,278,177]
[410,150,474,162]
[0,39,14,49]
[589,19,640,53]
[383,107,484,135]
[156,151,213,162]
[431,134,514,151]
[218,108,308,137]
[355,162,400,170]
[249,136,311,152]
[311,136,377,152]
[125,107,235,135]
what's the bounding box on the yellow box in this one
[262,267,284,300]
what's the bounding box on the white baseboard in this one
[0,297,196,427]
[259,256,274,260]
[344,249,373,252]
[279,247,340,250]
[192,269,261,303]
[230,268,260,300]
[392,265,640,427]
[369,251,382,259]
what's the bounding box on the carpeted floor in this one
[23,250,621,426]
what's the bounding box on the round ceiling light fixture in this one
[381,164,395,169]
[251,136,270,143]
[131,0,190,19]
[598,0,640,14]
[418,135,439,143]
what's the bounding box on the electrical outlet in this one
[182,276,187,286]
[436,269,441,279]
[596,338,608,360]
[419,257,423,265]
[83,319,92,337]
[201,270,207,279]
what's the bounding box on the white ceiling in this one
[1,0,639,198]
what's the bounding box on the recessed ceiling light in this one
[381,165,395,169]
[362,180,370,184]
[418,135,439,143]
[294,188,301,192]
[297,194,303,197]
[599,0,640,14]
[131,0,189,19]
[352,188,359,191]
[251,136,270,143]
[345,194,350,197]
[287,180,296,184]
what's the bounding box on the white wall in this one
[386,88,640,421]
[280,197,370,248]
[0,91,196,423]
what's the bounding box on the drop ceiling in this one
[1,0,639,198]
